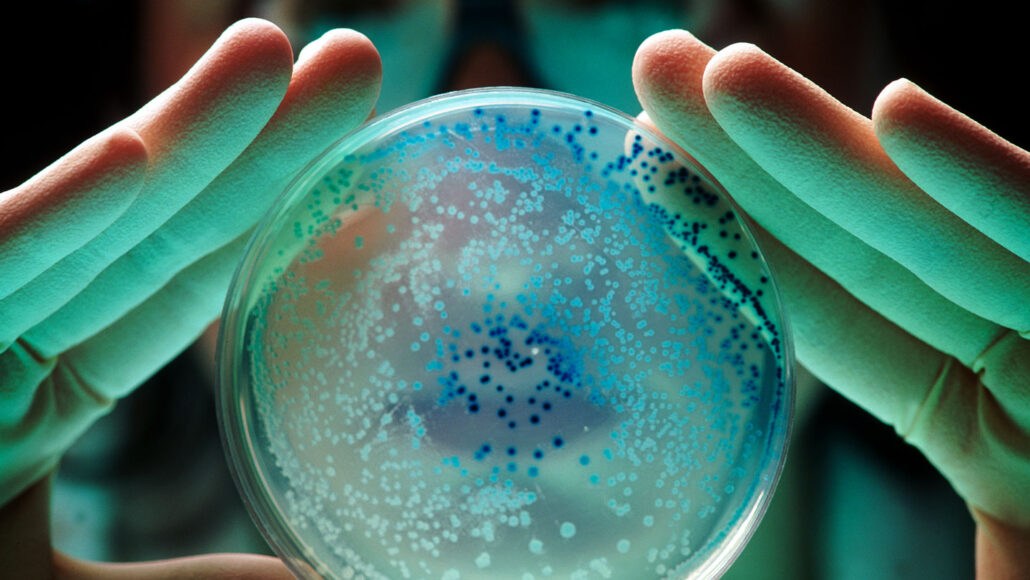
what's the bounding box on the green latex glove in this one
[0,19,381,508]
[633,30,1030,572]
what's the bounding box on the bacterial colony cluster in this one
[242,96,789,580]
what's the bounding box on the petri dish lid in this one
[218,88,794,580]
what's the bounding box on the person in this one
[2,9,1028,580]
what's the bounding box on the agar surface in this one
[240,97,788,580]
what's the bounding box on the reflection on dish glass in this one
[221,89,792,580]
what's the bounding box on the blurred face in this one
[264,0,883,113]
[266,0,694,113]
[147,0,886,127]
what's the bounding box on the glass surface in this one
[219,88,793,580]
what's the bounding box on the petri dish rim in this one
[217,86,795,580]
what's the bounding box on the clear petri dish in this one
[218,88,794,580]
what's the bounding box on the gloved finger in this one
[24,29,382,358]
[752,225,1030,527]
[0,126,146,300]
[752,226,945,433]
[60,232,248,401]
[873,78,1030,263]
[701,42,1030,332]
[631,30,1004,367]
[0,18,293,349]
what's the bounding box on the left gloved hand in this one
[0,18,380,578]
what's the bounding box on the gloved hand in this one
[0,18,380,574]
[633,30,1030,577]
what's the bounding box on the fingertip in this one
[295,35,326,65]
[634,29,707,71]
[219,17,294,67]
[289,28,382,118]
[632,29,715,107]
[874,77,1027,159]
[94,126,148,178]
[872,78,920,126]
[631,111,660,145]
[223,18,294,86]
[301,28,382,87]
[126,18,294,146]
[703,41,864,139]
[164,17,294,110]
[62,126,150,209]
[872,77,958,141]
[16,126,148,202]
[702,42,775,103]
[877,77,921,103]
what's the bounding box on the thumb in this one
[53,551,294,580]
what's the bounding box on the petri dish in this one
[218,88,794,580]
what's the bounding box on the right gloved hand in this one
[632,29,1030,578]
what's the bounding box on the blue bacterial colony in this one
[238,92,790,580]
